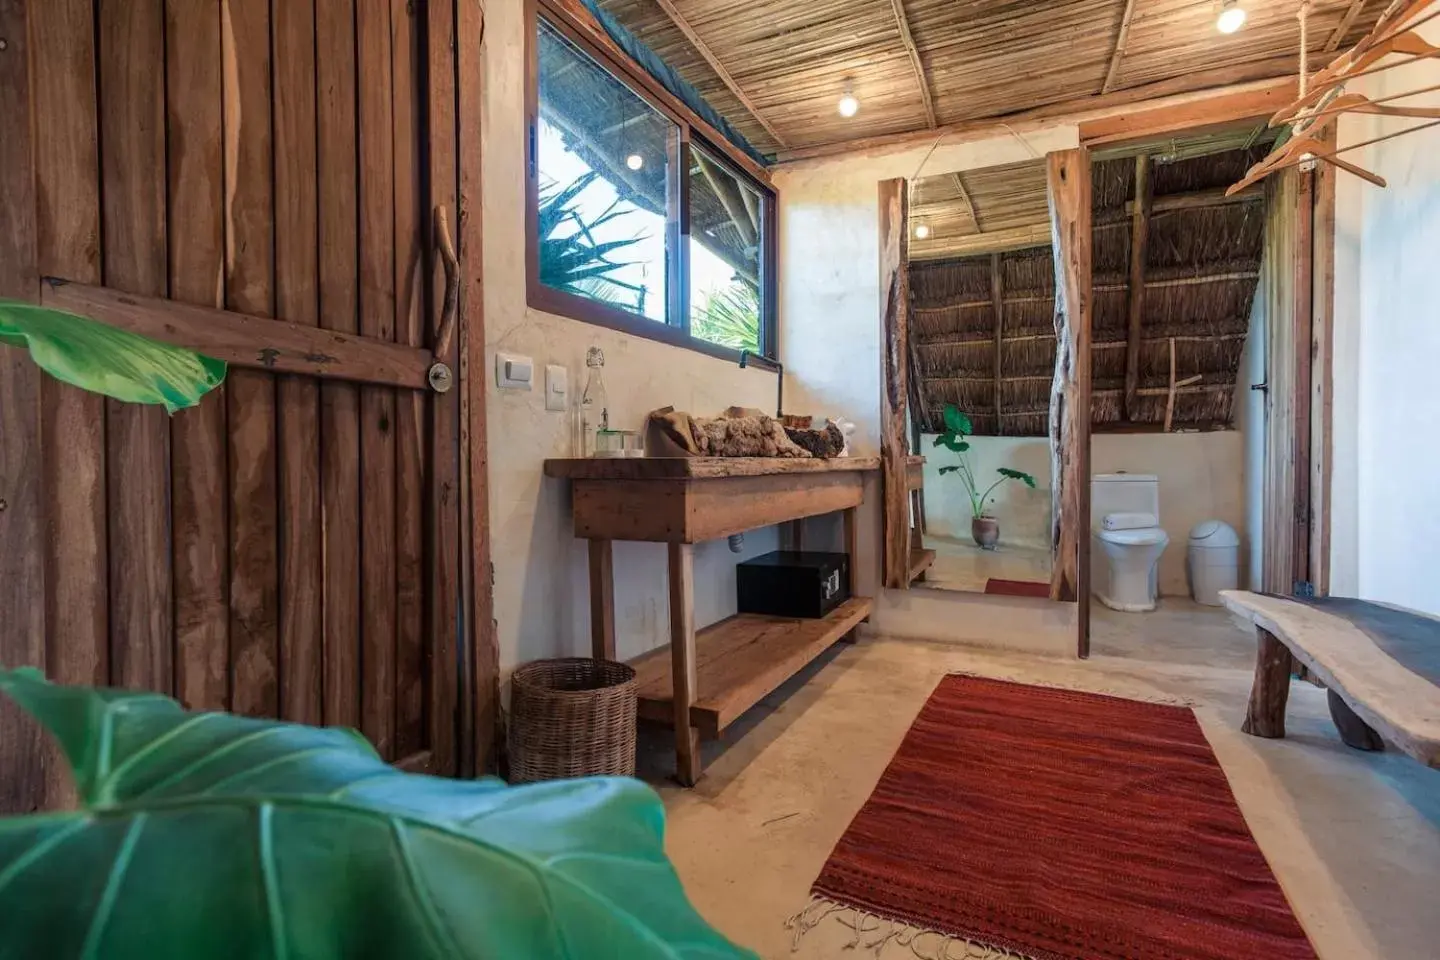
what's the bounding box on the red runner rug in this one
[984,578,1052,598]
[809,676,1316,960]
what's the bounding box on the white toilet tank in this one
[1091,473,1160,527]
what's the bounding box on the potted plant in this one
[933,404,1037,550]
[0,668,755,959]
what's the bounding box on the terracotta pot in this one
[972,516,1000,550]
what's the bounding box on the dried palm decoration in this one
[1229,0,1440,194]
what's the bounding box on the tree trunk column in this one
[1243,626,1293,738]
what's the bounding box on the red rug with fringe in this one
[808,676,1316,960]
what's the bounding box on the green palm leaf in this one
[0,669,752,960]
[0,301,225,413]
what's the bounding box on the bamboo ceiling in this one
[909,123,1278,260]
[596,0,1385,159]
[908,144,1268,436]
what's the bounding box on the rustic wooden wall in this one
[1046,148,1093,654]
[0,0,484,813]
[879,178,912,590]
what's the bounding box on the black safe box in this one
[737,551,850,619]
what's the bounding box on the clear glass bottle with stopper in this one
[579,347,609,457]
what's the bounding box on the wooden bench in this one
[1221,591,1440,768]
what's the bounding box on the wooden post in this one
[1045,148,1093,659]
[991,252,1004,434]
[668,542,701,786]
[879,178,911,590]
[843,506,860,600]
[1242,626,1293,738]
[1123,154,1151,422]
[588,539,616,660]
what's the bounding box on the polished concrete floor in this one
[918,533,1052,594]
[641,607,1440,959]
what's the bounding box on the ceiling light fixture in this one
[913,222,931,239]
[625,153,644,171]
[1216,0,1246,34]
[838,85,859,118]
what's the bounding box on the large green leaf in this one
[0,669,752,960]
[941,404,973,438]
[997,466,1037,488]
[0,300,225,413]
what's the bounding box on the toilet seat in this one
[1096,526,1168,547]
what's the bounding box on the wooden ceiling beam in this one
[1326,0,1373,53]
[776,74,1298,166]
[1102,0,1140,94]
[889,0,937,127]
[650,0,789,147]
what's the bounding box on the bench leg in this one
[1242,626,1292,739]
[1328,690,1385,752]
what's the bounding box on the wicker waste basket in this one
[508,658,638,782]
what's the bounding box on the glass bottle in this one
[580,347,609,457]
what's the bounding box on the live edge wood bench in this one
[1221,590,1440,768]
[543,456,880,786]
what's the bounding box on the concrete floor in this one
[918,533,1052,594]
[640,611,1440,959]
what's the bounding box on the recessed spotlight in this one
[625,153,644,171]
[1216,1,1246,34]
[838,87,859,118]
[913,223,931,239]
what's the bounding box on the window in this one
[528,7,776,360]
[689,144,764,355]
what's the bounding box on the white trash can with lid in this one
[1187,520,1240,606]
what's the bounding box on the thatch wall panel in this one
[912,302,988,338]
[1004,298,1057,335]
[907,145,1264,436]
[918,339,991,376]
[1144,279,1257,327]
[1093,288,1129,335]
[926,377,992,413]
[1149,146,1270,195]
[1001,337,1057,377]
[1147,204,1263,271]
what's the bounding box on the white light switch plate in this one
[496,352,533,389]
[545,364,568,411]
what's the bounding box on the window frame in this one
[525,0,778,362]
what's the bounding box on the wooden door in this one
[0,0,492,814]
[1259,168,1313,596]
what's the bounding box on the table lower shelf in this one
[629,597,874,739]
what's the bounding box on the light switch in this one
[545,364,568,411]
[496,353,533,389]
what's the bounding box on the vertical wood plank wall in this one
[0,0,474,812]
[1261,169,1306,596]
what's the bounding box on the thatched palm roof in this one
[909,142,1272,436]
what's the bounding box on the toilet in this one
[1091,473,1168,612]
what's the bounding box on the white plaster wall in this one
[921,435,1052,549]
[1329,20,1440,615]
[484,1,783,673]
[1091,432,1247,596]
[775,127,1081,655]
[1236,290,1267,590]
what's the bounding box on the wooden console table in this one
[542,456,879,785]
